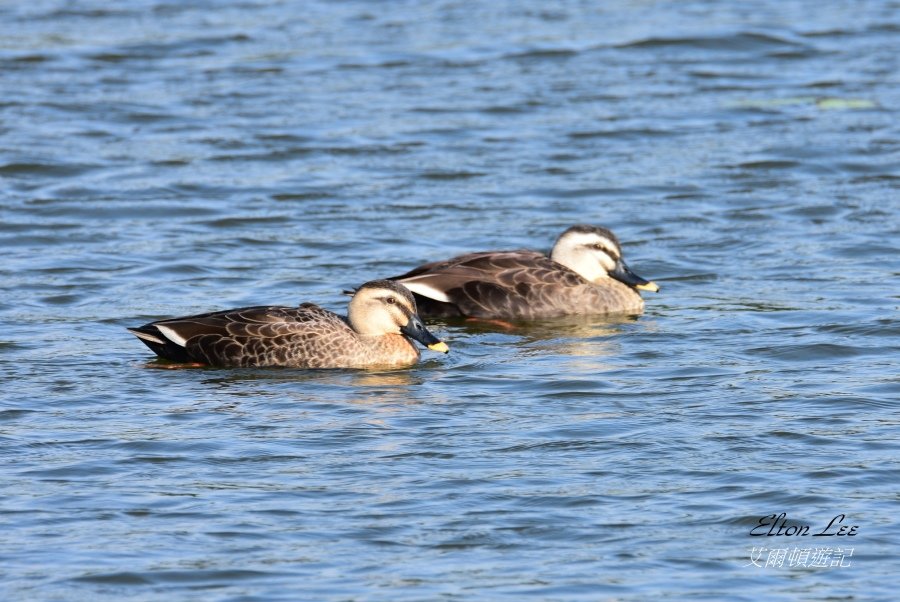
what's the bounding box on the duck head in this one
[348,280,449,352]
[550,225,660,292]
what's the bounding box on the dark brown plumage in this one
[390,225,658,320]
[128,280,448,369]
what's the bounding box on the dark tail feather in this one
[409,294,463,318]
[127,326,195,363]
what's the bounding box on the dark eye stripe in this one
[590,242,620,258]
[381,295,414,318]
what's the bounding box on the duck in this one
[128,280,449,369]
[389,224,659,320]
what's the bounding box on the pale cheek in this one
[598,256,616,272]
[391,308,407,331]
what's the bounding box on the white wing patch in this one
[129,329,166,345]
[400,280,452,303]
[155,324,189,347]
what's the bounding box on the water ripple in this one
[1,1,898,601]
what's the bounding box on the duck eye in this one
[386,297,396,304]
[592,243,607,251]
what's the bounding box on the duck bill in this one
[400,315,449,353]
[610,259,660,293]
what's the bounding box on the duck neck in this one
[550,248,608,283]
[359,333,420,367]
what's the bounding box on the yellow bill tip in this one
[636,281,660,293]
[427,341,450,354]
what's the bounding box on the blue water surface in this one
[1,1,899,600]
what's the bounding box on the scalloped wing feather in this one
[395,250,642,319]
[133,304,362,367]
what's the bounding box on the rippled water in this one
[2,1,899,600]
